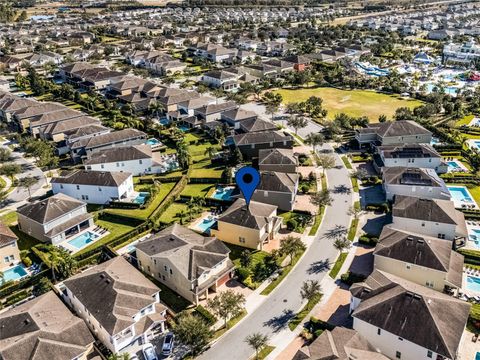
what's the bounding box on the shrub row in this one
[365,203,389,213]
[149,175,188,223]
[0,269,50,298]
[458,249,480,266]
[4,289,31,307]
[340,271,367,286]
[359,234,379,246]
[194,305,217,326]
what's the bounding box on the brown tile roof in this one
[0,222,18,247]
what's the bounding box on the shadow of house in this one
[359,184,385,208]
[348,249,374,277]
[361,214,389,236]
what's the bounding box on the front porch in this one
[193,267,235,305]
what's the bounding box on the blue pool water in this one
[133,192,149,204]
[448,186,474,203]
[178,125,190,132]
[466,276,480,293]
[468,229,480,249]
[1,265,28,283]
[473,141,480,150]
[146,138,161,146]
[476,352,480,360]
[68,232,99,249]
[159,118,170,126]
[430,137,440,145]
[211,187,234,201]
[197,218,216,234]
[447,161,460,169]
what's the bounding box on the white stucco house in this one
[61,257,166,354]
[51,170,134,204]
[16,193,94,245]
[391,195,467,241]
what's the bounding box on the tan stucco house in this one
[0,222,20,272]
[211,199,282,250]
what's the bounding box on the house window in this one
[76,185,80,190]
[264,191,268,197]
[170,269,173,275]
[427,351,432,358]
[426,280,434,288]
[377,328,381,335]
[438,234,445,239]
[116,162,120,167]
[398,337,403,341]
[421,222,425,227]
[60,184,64,189]
[139,159,143,164]
[406,264,411,269]
[154,259,157,265]
[164,265,167,271]
[3,256,9,263]
[101,164,104,169]
[396,351,401,359]
[147,266,151,272]
[162,275,166,281]
[239,237,246,244]
[98,187,102,192]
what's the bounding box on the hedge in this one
[149,175,188,223]
[340,271,367,286]
[358,235,378,246]
[194,305,217,326]
[458,249,480,266]
[4,288,31,307]
[0,268,50,298]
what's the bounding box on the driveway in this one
[1,141,46,206]
[198,144,353,360]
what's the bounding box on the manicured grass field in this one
[456,114,475,127]
[274,87,423,121]
[158,202,207,224]
[180,183,215,198]
[190,160,224,179]
[105,182,176,220]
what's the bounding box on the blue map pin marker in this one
[235,166,260,207]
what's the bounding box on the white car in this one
[162,333,175,356]
[142,343,158,360]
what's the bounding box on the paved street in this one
[198,145,353,360]
[1,140,46,205]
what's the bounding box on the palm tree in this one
[245,333,269,360]
[305,133,324,153]
[333,237,351,253]
[148,100,165,119]
[204,146,217,159]
[279,236,306,265]
[300,280,322,303]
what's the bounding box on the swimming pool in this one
[466,276,480,293]
[67,232,99,249]
[1,265,28,283]
[476,351,480,360]
[133,192,149,204]
[211,187,234,201]
[146,138,162,146]
[448,186,476,207]
[468,229,480,249]
[430,137,440,145]
[196,217,216,234]
[177,125,190,132]
[447,161,460,170]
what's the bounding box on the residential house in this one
[0,291,95,360]
[391,195,467,241]
[382,167,451,201]
[0,222,20,272]
[355,121,432,148]
[61,257,166,354]
[211,199,282,250]
[70,128,147,160]
[194,101,238,123]
[293,327,389,360]
[201,69,240,91]
[443,39,480,66]
[221,108,257,130]
[136,224,235,304]
[374,226,464,292]
[51,170,134,204]
[228,130,294,159]
[258,148,298,174]
[350,270,470,360]
[374,144,448,174]
[250,171,299,211]
[83,145,168,176]
[17,193,94,245]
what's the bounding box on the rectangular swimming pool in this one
[133,192,149,204]
[1,264,28,284]
[447,186,475,206]
[67,231,99,249]
[466,276,480,293]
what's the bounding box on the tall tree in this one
[316,154,336,176]
[207,290,246,329]
[173,314,213,357]
[305,133,324,153]
[17,176,38,200]
[245,333,269,360]
[279,236,306,265]
[0,163,21,181]
[310,189,333,209]
[287,115,308,135]
[300,280,322,303]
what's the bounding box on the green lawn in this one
[158,202,207,225]
[274,87,423,121]
[190,160,224,179]
[105,182,176,220]
[456,114,475,127]
[341,156,352,169]
[0,211,17,226]
[347,218,359,241]
[180,183,215,198]
[288,293,322,330]
[329,252,348,279]
[279,211,312,234]
[10,225,41,252]
[213,310,247,339]
[257,346,275,360]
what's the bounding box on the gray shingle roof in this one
[0,222,17,247]
[0,291,94,360]
[63,257,161,335]
[217,198,277,229]
[257,171,298,193]
[51,170,131,187]
[83,144,152,165]
[17,193,86,224]
[392,195,461,225]
[351,270,470,359]
[258,148,297,166]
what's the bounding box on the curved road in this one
[199,145,353,360]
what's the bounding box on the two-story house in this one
[17,193,94,245]
[374,144,448,174]
[250,171,299,211]
[61,257,166,354]
[258,148,298,173]
[51,170,134,204]
[382,167,451,201]
[355,121,432,148]
[0,291,95,360]
[374,226,464,292]
[0,222,20,272]
[228,130,294,159]
[211,199,282,250]
[391,195,467,241]
[350,270,470,360]
[136,224,235,304]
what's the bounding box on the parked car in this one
[142,343,158,360]
[162,333,175,356]
[130,356,139,360]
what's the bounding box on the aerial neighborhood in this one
[0,1,480,360]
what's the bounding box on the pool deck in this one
[447,185,479,210]
[58,227,109,254]
[466,222,480,251]
[189,211,217,234]
[447,159,468,173]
